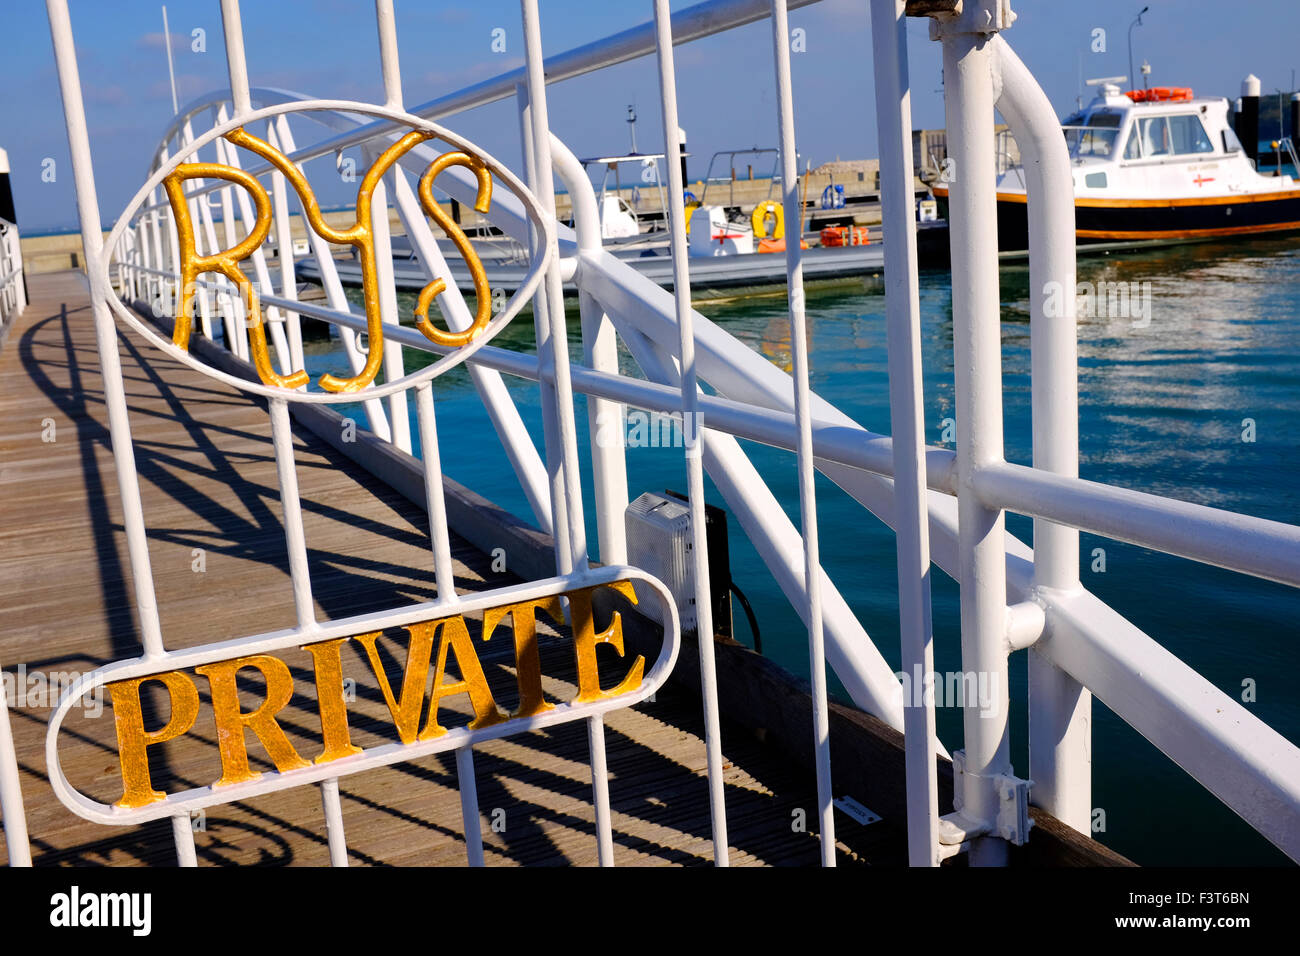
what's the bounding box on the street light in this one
[1128,6,1149,94]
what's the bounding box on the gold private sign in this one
[48,570,680,822]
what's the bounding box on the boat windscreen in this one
[1061,108,1124,159]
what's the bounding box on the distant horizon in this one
[5,0,1299,234]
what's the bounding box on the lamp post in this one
[1127,6,1148,93]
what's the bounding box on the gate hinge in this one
[925,0,1017,38]
[943,749,1035,853]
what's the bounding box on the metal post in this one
[266,121,305,375]
[269,398,316,631]
[939,9,1013,866]
[514,80,576,572]
[365,166,413,454]
[272,115,391,437]
[651,0,729,865]
[47,0,167,661]
[0,661,31,865]
[456,746,485,866]
[415,384,457,603]
[386,161,553,532]
[871,0,941,867]
[770,0,834,867]
[521,0,613,869]
[171,812,198,866]
[992,35,1090,834]
[320,777,349,866]
[550,141,630,565]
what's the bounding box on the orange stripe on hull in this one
[1077,221,1300,240]
[930,186,1300,209]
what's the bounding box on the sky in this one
[5,0,1300,234]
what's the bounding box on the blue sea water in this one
[302,236,1300,866]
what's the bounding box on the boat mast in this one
[162,5,179,116]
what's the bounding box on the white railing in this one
[13,0,1299,869]
[0,217,25,325]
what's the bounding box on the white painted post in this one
[651,0,729,866]
[266,120,305,375]
[551,141,630,565]
[870,0,942,867]
[0,660,31,865]
[521,0,616,869]
[320,777,349,866]
[940,13,1013,866]
[991,36,1090,835]
[769,0,834,867]
[386,161,554,532]
[171,812,198,867]
[47,0,166,662]
[271,115,391,438]
[456,746,485,866]
[514,80,576,572]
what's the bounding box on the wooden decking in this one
[0,271,904,866]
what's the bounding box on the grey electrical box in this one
[625,492,697,632]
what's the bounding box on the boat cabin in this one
[999,81,1292,200]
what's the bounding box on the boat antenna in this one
[627,103,638,155]
[162,5,179,116]
[1127,6,1148,95]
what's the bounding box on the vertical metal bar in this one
[214,107,249,361]
[272,115,390,438]
[587,713,615,866]
[456,746,485,866]
[162,5,179,115]
[651,0,729,866]
[47,0,167,661]
[560,146,630,565]
[375,0,403,109]
[219,0,252,117]
[160,145,181,303]
[415,384,458,604]
[213,134,296,376]
[213,130,255,362]
[178,121,215,341]
[514,80,576,573]
[990,36,1092,835]
[364,166,413,453]
[521,0,615,869]
[0,661,31,866]
[371,0,414,451]
[770,0,834,867]
[320,777,349,866]
[139,219,154,301]
[872,0,941,867]
[193,128,234,346]
[171,812,198,866]
[387,162,553,531]
[266,121,305,375]
[941,25,1012,866]
[269,398,316,631]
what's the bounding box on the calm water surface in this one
[303,236,1300,865]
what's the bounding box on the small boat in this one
[930,78,1300,252]
[297,141,886,298]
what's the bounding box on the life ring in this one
[751,200,784,239]
[683,200,701,234]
